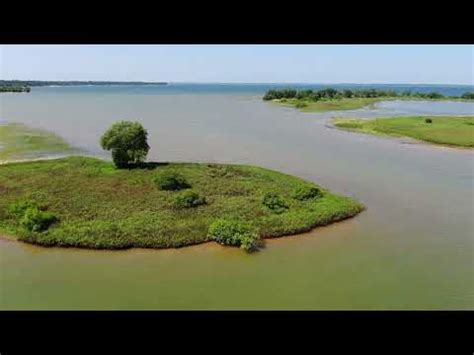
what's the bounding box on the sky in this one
[0,45,472,85]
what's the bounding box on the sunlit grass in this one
[332,116,474,147]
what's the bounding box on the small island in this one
[0,121,364,252]
[332,116,474,148]
[263,88,474,112]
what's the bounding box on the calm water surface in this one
[1,84,473,309]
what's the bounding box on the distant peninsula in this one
[0,80,168,93]
[0,80,168,87]
[263,88,474,112]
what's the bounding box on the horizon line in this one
[1,79,473,86]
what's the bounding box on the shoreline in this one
[0,206,365,252]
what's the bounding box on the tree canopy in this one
[262,88,474,102]
[100,121,150,168]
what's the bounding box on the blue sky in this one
[0,45,472,85]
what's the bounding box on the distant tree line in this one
[0,80,167,87]
[263,88,474,101]
[461,92,474,100]
[0,85,30,93]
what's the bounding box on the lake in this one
[0,84,473,309]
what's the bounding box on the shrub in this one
[425,118,433,124]
[295,101,308,108]
[153,171,190,191]
[208,219,259,252]
[20,207,58,232]
[461,92,474,100]
[262,192,289,214]
[426,92,444,99]
[293,185,322,201]
[100,121,150,168]
[173,190,206,209]
[8,199,40,219]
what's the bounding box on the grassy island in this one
[0,121,363,252]
[0,156,363,251]
[263,88,474,112]
[332,116,474,148]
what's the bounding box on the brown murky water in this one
[1,86,473,309]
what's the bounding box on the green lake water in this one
[0,85,473,309]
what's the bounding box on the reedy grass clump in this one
[293,185,322,201]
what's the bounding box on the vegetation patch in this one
[0,85,30,93]
[153,171,191,191]
[332,116,474,148]
[0,156,364,251]
[262,192,289,214]
[208,219,259,252]
[263,88,474,112]
[293,185,322,201]
[0,123,73,161]
[173,190,206,209]
[8,199,58,232]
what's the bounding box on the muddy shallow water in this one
[0,85,473,309]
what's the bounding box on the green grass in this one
[0,156,364,250]
[0,123,73,161]
[332,116,474,148]
[273,97,383,112]
[271,96,473,113]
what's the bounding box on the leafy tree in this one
[426,92,444,99]
[100,121,150,168]
[342,89,354,98]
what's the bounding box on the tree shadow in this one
[123,161,170,170]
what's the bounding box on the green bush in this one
[425,118,433,124]
[293,185,322,201]
[153,171,190,191]
[100,121,150,168]
[295,101,308,108]
[461,92,474,100]
[262,193,289,214]
[208,219,259,252]
[7,199,40,219]
[20,207,58,232]
[173,190,206,209]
